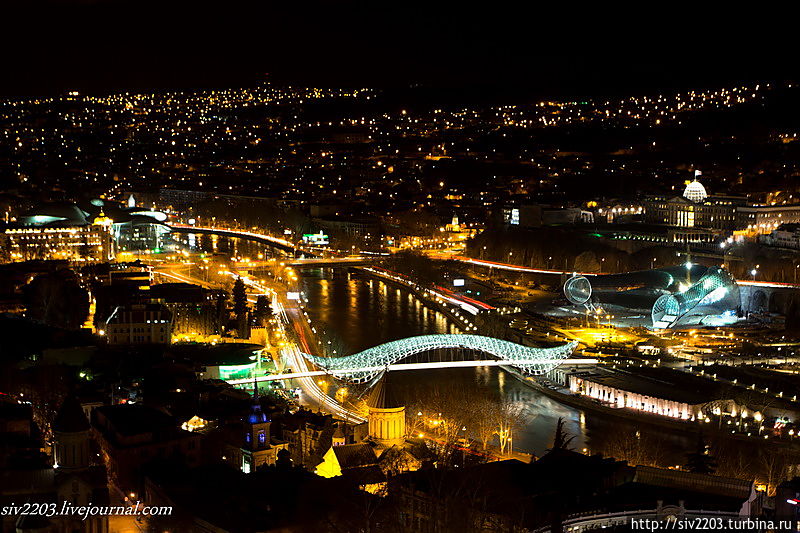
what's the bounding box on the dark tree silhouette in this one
[276,448,293,471]
[253,295,273,327]
[232,277,248,317]
[23,269,89,329]
[684,434,717,474]
[549,417,575,452]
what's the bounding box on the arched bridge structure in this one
[168,224,304,255]
[300,334,578,383]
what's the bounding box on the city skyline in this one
[3,10,800,531]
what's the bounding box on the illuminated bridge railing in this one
[300,334,578,383]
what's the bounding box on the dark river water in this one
[298,268,696,460]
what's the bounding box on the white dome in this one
[683,180,708,203]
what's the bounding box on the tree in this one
[549,417,575,452]
[684,434,717,474]
[253,295,273,327]
[23,269,89,329]
[493,399,524,456]
[275,448,293,471]
[601,428,665,467]
[232,277,248,318]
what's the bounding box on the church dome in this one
[683,180,708,203]
[246,403,269,424]
[53,396,90,433]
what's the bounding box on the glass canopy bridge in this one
[227,334,585,385]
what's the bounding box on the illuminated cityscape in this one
[2,4,800,532]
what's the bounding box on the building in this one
[53,396,109,533]
[736,205,800,235]
[1,397,110,532]
[366,373,406,448]
[565,366,753,422]
[0,400,53,532]
[315,443,386,493]
[568,370,705,420]
[314,216,381,242]
[2,224,114,263]
[759,223,800,250]
[143,463,368,531]
[105,302,173,344]
[274,409,365,468]
[563,264,741,329]
[500,204,593,227]
[389,449,754,532]
[643,177,800,235]
[0,199,173,261]
[91,404,202,496]
[643,193,746,231]
[222,401,289,474]
[149,282,226,337]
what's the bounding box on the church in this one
[314,373,425,493]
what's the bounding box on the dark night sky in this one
[1,2,795,97]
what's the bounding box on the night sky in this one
[1,2,795,97]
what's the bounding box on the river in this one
[181,233,696,461]
[298,267,696,460]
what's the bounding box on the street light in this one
[751,268,758,281]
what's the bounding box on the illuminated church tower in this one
[367,373,406,448]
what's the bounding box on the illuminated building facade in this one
[1,199,172,261]
[643,179,800,234]
[642,194,746,230]
[366,374,406,448]
[563,264,741,329]
[105,303,173,344]
[2,224,114,262]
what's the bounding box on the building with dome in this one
[642,175,800,237]
[683,179,708,203]
[366,373,406,448]
[53,396,110,533]
[315,373,425,492]
[0,198,172,262]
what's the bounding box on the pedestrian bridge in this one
[299,334,579,383]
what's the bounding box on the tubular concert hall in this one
[563,264,741,329]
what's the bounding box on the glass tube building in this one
[563,264,740,329]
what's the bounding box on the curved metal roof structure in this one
[563,264,740,329]
[651,266,739,328]
[300,334,578,383]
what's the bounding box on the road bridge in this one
[167,224,304,255]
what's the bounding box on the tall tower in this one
[245,402,271,451]
[53,396,91,471]
[367,373,406,448]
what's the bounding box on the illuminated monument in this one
[563,264,741,329]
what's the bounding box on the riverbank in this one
[506,366,800,452]
[354,266,470,331]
